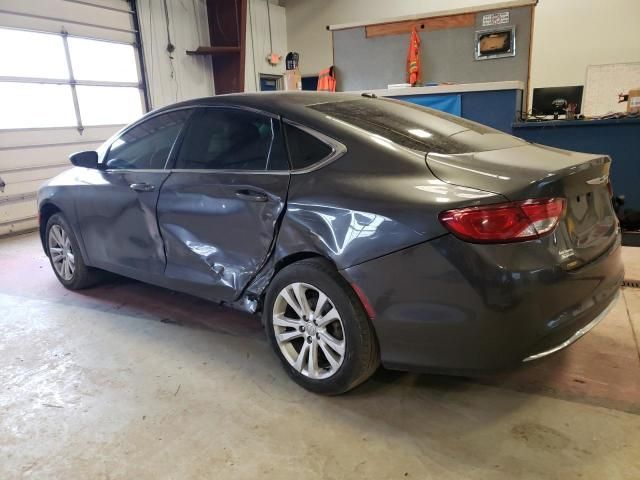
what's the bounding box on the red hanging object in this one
[317,66,337,92]
[406,27,421,86]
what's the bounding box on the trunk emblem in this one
[559,248,575,259]
[586,175,608,185]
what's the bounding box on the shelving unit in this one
[186,0,246,94]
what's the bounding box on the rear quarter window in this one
[284,123,333,170]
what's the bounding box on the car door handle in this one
[130,183,155,192]
[235,189,268,202]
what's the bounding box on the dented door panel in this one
[157,171,288,302]
[74,169,170,275]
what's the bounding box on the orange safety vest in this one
[317,66,336,92]
[406,27,421,86]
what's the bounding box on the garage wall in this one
[136,0,214,108]
[0,0,217,236]
[332,5,532,92]
[528,0,640,106]
[0,0,146,236]
[245,0,287,92]
[285,0,491,76]
[285,0,640,93]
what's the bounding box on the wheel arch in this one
[39,202,62,254]
[273,251,336,276]
[245,251,340,316]
[259,251,336,303]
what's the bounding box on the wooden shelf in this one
[186,46,241,56]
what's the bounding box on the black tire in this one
[45,213,102,290]
[263,258,379,395]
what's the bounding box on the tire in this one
[263,258,379,395]
[45,213,102,290]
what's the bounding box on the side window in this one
[175,108,280,171]
[284,123,333,170]
[104,110,191,170]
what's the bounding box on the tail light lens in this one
[439,198,565,243]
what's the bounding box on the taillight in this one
[439,198,565,243]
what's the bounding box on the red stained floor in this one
[2,232,639,413]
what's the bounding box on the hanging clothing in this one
[406,27,421,86]
[317,66,337,92]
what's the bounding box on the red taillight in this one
[439,198,565,243]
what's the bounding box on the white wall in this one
[285,0,640,95]
[137,0,214,108]
[529,0,640,90]
[245,0,287,92]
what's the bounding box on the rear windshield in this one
[309,98,525,154]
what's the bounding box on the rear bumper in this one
[342,231,624,374]
[522,290,618,362]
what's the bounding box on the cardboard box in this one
[628,89,640,113]
[284,69,301,91]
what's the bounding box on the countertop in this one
[350,80,525,97]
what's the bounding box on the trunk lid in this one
[427,144,618,266]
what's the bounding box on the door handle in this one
[235,189,268,202]
[130,183,155,192]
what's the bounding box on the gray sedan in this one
[38,92,623,394]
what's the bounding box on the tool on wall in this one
[161,0,179,101]
[162,0,175,59]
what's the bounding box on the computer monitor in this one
[532,86,584,116]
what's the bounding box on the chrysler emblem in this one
[586,175,608,185]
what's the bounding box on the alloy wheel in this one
[272,282,346,379]
[48,224,75,281]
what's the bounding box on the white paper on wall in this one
[583,62,640,117]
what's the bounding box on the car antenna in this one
[361,92,377,98]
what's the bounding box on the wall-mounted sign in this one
[482,11,510,27]
[475,26,516,60]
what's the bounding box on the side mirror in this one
[69,150,99,169]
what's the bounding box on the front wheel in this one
[264,258,379,395]
[46,213,102,290]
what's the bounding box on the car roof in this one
[153,91,366,118]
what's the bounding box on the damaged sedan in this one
[38,92,623,394]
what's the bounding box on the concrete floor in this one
[1,232,639,479]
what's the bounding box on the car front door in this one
[157,106,290,302]
[75,109,192,279]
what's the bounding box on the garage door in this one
[0,0,148,236]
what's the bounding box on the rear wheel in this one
[46,213,102,290]
[264,258,379,395]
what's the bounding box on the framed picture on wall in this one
[474,26,516,60]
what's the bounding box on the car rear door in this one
[157,106,290,302]
[75,109,192,278]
